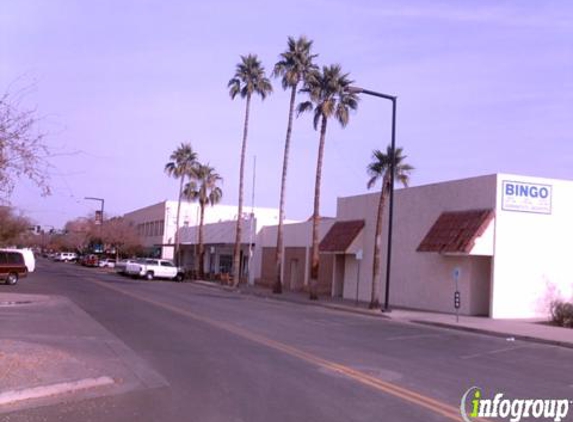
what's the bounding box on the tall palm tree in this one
[228,54,273,287]
[183,163,223,279]
[272,36,318,294]
[164,143,197,265]
[367,146,413,308]
[297,65,359,300]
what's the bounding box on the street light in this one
[347,86,397,312]
[84,197,105,224]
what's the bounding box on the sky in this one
[1,0,572,229]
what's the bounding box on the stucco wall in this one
[338,175,497,314]
[252,219,335,285]
[492,174,573,318]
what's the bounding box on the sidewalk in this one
[0,292,167,413]
[192,280,573,349]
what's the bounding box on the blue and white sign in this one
[501,180,552,214]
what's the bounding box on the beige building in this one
[255,174,573,319]
[253,218,336,294]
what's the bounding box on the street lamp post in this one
[84,197,105,224]
[347,86,397,312]
[85,197,105,253]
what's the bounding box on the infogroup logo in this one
[460,387,571,422]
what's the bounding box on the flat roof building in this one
[256,174,573,319]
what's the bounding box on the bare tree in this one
[61,217,94,252]
[100,217,142,259]
[0,88,51,198]
[0,206,32,246]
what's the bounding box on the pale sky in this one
[2,1,572,228]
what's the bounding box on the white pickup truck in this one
[124,259,185,281]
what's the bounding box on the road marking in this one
[460,345,528,360]
[384,333,446,341]
[89,279,491,422]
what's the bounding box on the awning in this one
[319,220,365,254]
[417,209,494,254]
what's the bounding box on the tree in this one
[272,36,318,294]
[0,88,50,198]
[183,163,223,279]
[100,217,142,259]
[297,65,359,300]
[0,206,32,246]
[228,54,273,286]
[366,146,413,308]
[165,143,198,265]
[61,217,95,252]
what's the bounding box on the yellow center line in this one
[90,279,491,422]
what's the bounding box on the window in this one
[219,255,232,274]
[6,252,24,265]
[160,261,174,267]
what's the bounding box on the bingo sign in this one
[502,180,552,214]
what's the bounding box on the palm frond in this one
[296,101,313,116]
[229,54,273,102]
[273,35,319,91]
[366,146,414,190]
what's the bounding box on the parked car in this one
[54,252,78,262]
[0,248,35,272]
[115,259,138,275]
[98,258,116,268]
[80,254,99,267]
[0,250,28,285]
[125,259,184,281]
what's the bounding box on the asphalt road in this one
[2,259,572,422]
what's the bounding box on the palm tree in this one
[272,36,318,294]
[164,143,198,265]
[297,65,359,300]
[183,163,223,279]
[366,146,413,308]
[228,54,273,287]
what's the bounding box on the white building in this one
[177,207,290,282]
[255,174,573,319]
[123,200,282,264]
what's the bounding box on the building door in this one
[289,259,299,290]
[332,255,345,298]
[470,256,492,316]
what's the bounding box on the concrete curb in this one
[411,320,573,350]
[0,376,115,406]
[192,280,390,319]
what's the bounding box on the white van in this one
[0,248,36,272]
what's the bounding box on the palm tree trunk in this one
[309,116,328,300]
[233,94,251,287]
[197,203,205,279]
[370,175,388,308]
[174,176,184,265]
[274,85,297,294]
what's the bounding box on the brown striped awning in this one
[319,220,365,253]
[417,209,494,254]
